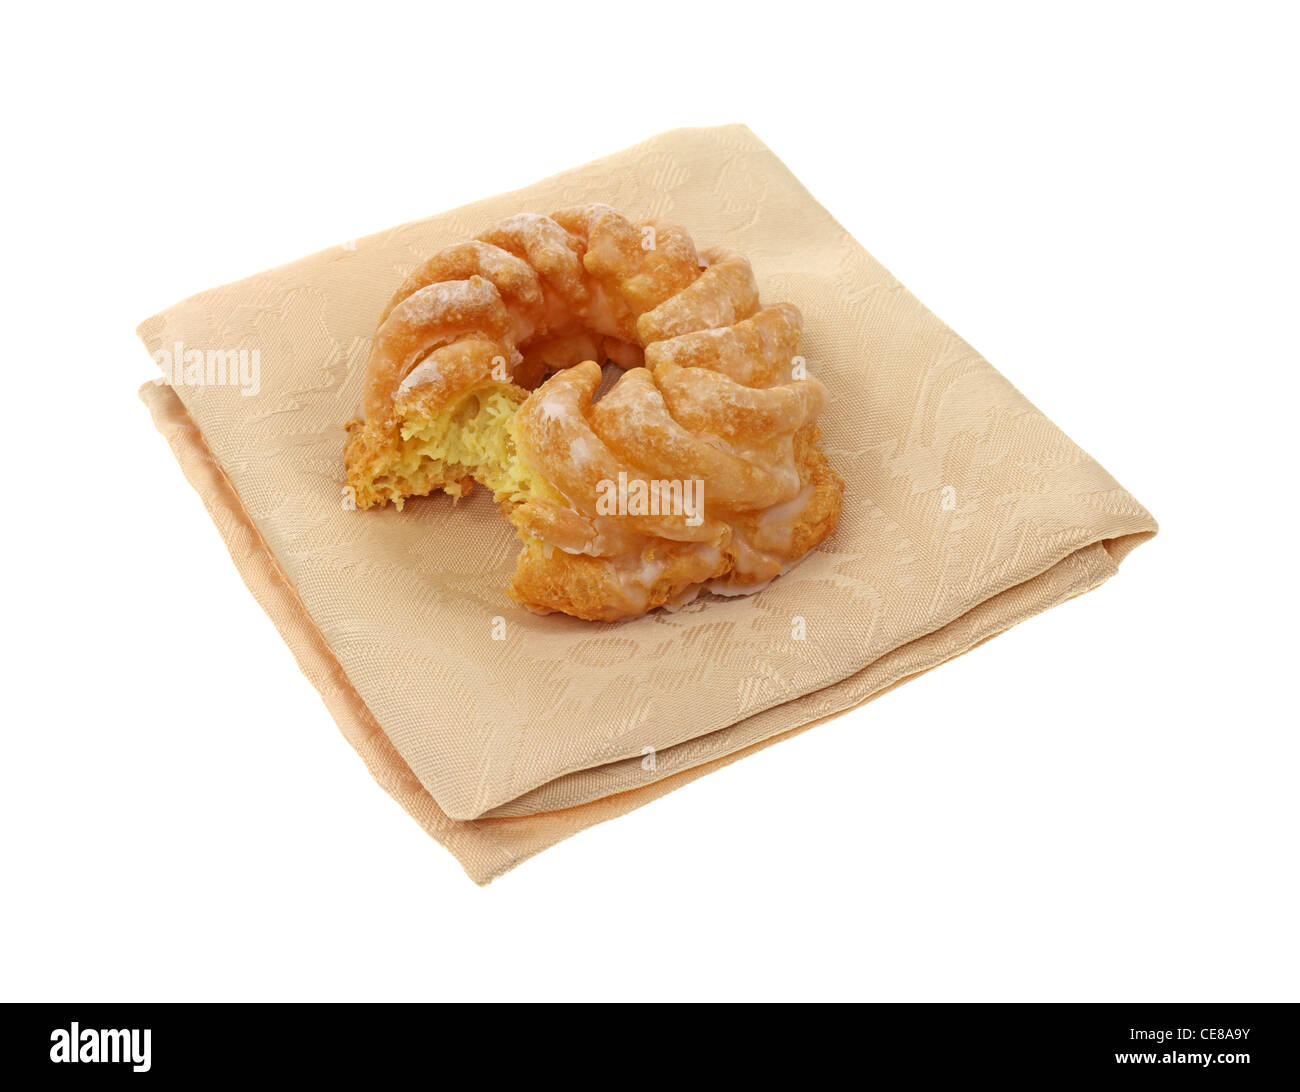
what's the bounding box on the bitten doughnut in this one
[344,205,844,621]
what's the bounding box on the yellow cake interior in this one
[364,385,544,507]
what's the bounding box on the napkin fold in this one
[137,124,1156,883]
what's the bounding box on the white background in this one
[2,1,1296,1001]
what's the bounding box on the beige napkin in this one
[137,123,1156,883]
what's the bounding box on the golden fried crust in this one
[379,240,544,336]
[788,429,845,559]
[507,428,844,620]
[636,247,760,344]
[344,205,845,619]
[644,303,802,386]
[715,428,844,591]
[508,539,728,623]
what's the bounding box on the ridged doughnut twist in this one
[344,204,843,620]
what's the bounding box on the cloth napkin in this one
[137,123,1157,883]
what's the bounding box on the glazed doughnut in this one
[344,205,844,620]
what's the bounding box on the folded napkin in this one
[137,123,1156,883]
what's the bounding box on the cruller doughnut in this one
[344,204,843,621]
